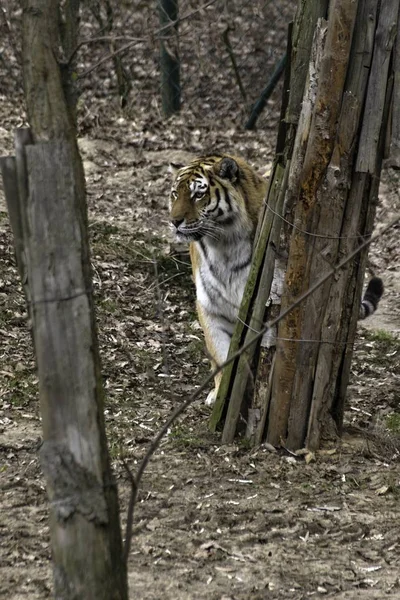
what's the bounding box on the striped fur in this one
[169,155,384,406]
[169,155,267,405]
[359,277,384,319]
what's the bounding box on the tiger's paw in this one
[205,389,217,407]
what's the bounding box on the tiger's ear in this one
[168,162,184,175]
[214,157,239,182]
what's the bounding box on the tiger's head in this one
[169,155,265,243]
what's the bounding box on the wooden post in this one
[1,134,128,599]
[268,0,358,449]
[210,0,329,438]
[388,11,400,166]
[266,0,399,451]
[10,0,129,596]
[1,129,35,323]
[0,157,25,283]
[212,0,398,450]
[27,140,128,599]
[322,0,399,444]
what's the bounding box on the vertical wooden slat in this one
[388,11,400,166]
[357,0,400,173]
[221,163,288,443]
[305,0,380,449]
[0,157,25,282]
[286,0,329,125]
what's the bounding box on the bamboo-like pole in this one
[209,165,278,432]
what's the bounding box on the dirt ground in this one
[1,2,400,599]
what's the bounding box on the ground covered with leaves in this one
[1,2,400,598]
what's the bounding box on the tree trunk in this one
[388,11,400,167]
[212,0,399,451]
[58,0,80,121]
[16,0,128,596]
[268,0,359,449]
[158,0,180,117]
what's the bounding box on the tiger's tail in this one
[359,277,384,319]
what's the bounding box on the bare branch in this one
[120,456,137,565]
[222,25,247,103]
[77,0,220,78]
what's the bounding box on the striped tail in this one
[359,277,384,319]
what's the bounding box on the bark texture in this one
[210,0,330,439]
[212,0,399,451]
[267,0,398,451]
[17,1,128,596]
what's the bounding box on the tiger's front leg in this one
[196,301,234,406]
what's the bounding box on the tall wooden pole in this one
[266,0,399,451]
[212,0,398,451]
[18,0,128,596]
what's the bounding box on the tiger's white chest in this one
[194,236,252,323]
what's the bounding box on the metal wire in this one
[264,200,374,241]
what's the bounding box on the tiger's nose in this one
[172,218,184,229]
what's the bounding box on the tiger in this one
[168,154,384,406]
[359,276,384,319]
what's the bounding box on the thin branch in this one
[222,26,247,103]
[122,215,399,559]
[245,52,287,130]
[77,0,220,77]
[120,456,137,565]
[68,35,146,65]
